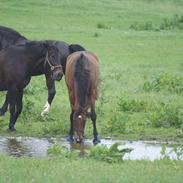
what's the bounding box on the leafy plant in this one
[21,95,35,124]
[42,121,68,135]
[97,23,110,29]
[146,103,183,128]
[130,14,183,31]
[103,112,128,134]
[172,145,183,160]
[47,144,79,159]
[117,96,150,112]
[143,73,183,93]
[87,143,132,163]
[93,32,101,37]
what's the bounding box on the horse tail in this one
[74,53,90,109]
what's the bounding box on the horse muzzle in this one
[52,70,63,81]
[74,133,84,143]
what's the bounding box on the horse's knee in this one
[9,104,15,114]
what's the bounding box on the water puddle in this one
[0,136,182,160]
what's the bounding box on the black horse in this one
[0,26,27,50]
[39,41,85,116]
[0,41,63,131]
[0,26,85,116]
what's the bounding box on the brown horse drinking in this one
[65,51,100,144]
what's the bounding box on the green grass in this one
[0,0,183,142]
[0,156,182,183]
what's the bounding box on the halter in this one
[45,52,62,71]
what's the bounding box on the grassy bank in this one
[0,155,183,183]
[0,0,183,141]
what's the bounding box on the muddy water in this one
[0,136,182,160]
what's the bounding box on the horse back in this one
[0,26,27,50]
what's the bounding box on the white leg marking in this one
[41,101,51,117]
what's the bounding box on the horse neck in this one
[26,44,47,72]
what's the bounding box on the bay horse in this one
[0,26,85,116]
[0,41,63,131]
[65,51,100,144]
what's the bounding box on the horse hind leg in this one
[90,105,100,144]
[8,89,23,131]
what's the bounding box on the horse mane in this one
[74,53,90,109]
[69,44,85,54]
[0,26,27,40]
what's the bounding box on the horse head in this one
[45,45,63,81]
[73,108,87,143]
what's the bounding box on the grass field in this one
[0,156,183,183]
[0,0,183,141]
[1,0,183,182]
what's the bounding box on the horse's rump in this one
[65,51,99,110]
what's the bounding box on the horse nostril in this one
[56,73,62,81]
[75,136,83,143]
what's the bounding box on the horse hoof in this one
[93,135,101,145]
[7,127,16,132]
[66,135,74,143]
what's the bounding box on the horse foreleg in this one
[8,89,23,131]
[41,75,56,117]
[67,110,74,143]
[0,92,9,116]
[91,105,100,144]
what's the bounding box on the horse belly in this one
[0,81,7,91]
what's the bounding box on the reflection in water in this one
[0,136,182,160]
[70,142,90,156]
[6,138,29,157]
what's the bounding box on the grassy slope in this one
[0,156,183,183]
[0,0,183,141]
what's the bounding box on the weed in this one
[103,112,128,134]
[87,143,132,163]
[47,145,79,159]
[143,73,183,93]
[117,95,151,112]
[146,103,183,128]
[93,32,100,37]
[160,14,183,30]
[130,14,183,31]
[160,145,183,161]
[42,121,68,135]
[172,145,183,160]
[22,95,35,124]
[97,23,110,29]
